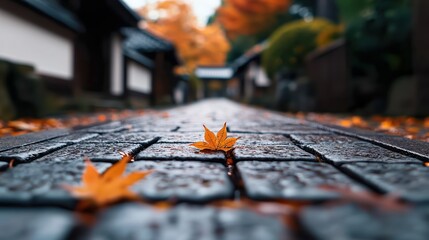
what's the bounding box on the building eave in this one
[19,0,84,32]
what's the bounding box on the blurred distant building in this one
[0,0,180,118]
[231,43,270,102]
[195,66,234,98]
[122,27,179,106]
[194,43,270,102]
[70,0,141,100]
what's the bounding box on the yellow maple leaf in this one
[190,122,239,152]
[64,154,153,206]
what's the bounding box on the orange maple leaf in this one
[190,122,239,152]
[64,154,153,206]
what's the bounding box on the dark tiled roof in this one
[114,0,141,22]
[20,0,83,32]
[230,42,267,71]
[123,48,155,69]
[122,28,174,53]
[106,0,141,27]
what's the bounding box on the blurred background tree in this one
[340,0,412,111]
[140,0,414,113]
[343,0,412,82]
[137,0,230,75]
[262,18,341,78]
[216,0,296,62]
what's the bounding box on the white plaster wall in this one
[127,61,152,94]
[254,66,271,87]
[0,8,73,79]
[110,34,124,96]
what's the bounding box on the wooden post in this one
[413,0,429,115]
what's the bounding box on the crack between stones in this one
[225,151,246,200]
[286,135,386,194]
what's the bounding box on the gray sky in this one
[123,0,221,26]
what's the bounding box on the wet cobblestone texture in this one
[89,203,289,240]
[290,134,422,164]
[0,208,76,240]
[301,204,429,240]
[136,143,226,162]
[237,161,365,200]
[0,140,68,163]
[0,99,428,239]
[0,129,69,152]
[0,161,110,206]
[341,162,429,202]
[127,161,234,201]
[35,143,145,163]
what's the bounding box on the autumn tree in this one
[216,0,291,39]
[137,0,230,74]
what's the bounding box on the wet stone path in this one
[0,99,429,239]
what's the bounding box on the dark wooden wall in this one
[306,39,349,112]
[413,0,429,115]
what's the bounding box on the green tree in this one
[262,18,337,78]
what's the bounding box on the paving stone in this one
[136,143,225,162]
[83,132,159,145]
[357,135,429,161]
[124,116,181,126]
[314,122,384,137]
[35,143,144,163]
[54,133,99,143]
[79,121,127,133]
[89,203,289,240]
[0,161,110,206]
[259,125,328,134]
[300,204,429,240]
[233,145,315,161]
[127,161,233,201]
[176,123,227,132]
[0,207,76,240]
[228,124,281,133]
[303,141,422,164]
[156,132,204,143]
[121,115,154,124]
[318,123,429,161]
[127,124,179,132]
[0,141,68,163]
[237,161,365,200]
[0,162,8,170]
[228,118,303,129]
[229,124,328,135]
[0,129,69,152]
[290,133,356,145]
[341,162,429,202]
[236,133,293,146]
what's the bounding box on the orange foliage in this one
[216,0,291,39]
[137,0,230,74]
[229,0,289,14]
[191,123,239,152]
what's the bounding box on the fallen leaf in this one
[190,122,239,152]
[8,159,15,168]
[8,121,40,131]
[64,154,153,207]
